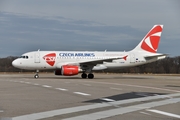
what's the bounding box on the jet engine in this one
[55,65,81,76]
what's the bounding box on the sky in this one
[0,0,180,57]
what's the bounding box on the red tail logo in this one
[43,53,56,66]
[141,25,162,53]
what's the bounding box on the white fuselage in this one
[12,50,165,71]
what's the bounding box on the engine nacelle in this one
[55,65,80,76]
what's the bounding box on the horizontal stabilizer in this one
[144,54,168,61]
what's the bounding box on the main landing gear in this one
[34,70,39,79]
[81,73,94,79]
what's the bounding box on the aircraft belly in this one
[23,62,55,70]
[104,62,135,69]
[104,63,125,69]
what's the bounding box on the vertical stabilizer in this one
[132,25,163,53]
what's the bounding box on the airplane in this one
[12,25,167,79]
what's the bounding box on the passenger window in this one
[20,56,29,59]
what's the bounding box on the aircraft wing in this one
[56,55,127,68]
[79,56,126,66]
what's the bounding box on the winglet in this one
[123,55,128,61]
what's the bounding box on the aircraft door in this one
[34,52,40,63]
[130,53,135,63]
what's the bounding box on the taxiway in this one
[0,73,180,120]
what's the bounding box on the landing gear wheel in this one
[34,70,39,79]
[81,73,87,79]
[34,74,39,79]
[88,73,94,79]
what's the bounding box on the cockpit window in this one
[20,56,29,59]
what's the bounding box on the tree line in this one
[0,56,180,74]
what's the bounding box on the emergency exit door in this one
[34,52,40,63]
[130,53,135,63]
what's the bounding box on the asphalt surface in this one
[0,73,180,120]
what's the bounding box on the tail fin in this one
[132,25,163,53]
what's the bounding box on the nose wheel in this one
[34,74,39,79]
[34,70,39,79]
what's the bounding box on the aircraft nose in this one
[12,59,20,68]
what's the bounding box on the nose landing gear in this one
[34,70,39,79]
